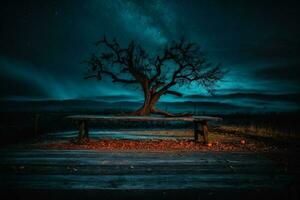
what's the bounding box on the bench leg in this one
[78,120,84,141]
[84,121,89,139]
[201,121,209,144]
[194,122,200,142]
[77,120,89,143]
[194,121,209,144]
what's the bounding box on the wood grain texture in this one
[0,149,294,190]
[66,115,222,122]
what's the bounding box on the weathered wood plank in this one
[0,158,274,166]
[0,164,287,175]
[66,115,222,122]
[0,151,279,169]
[0,149,294,191]
[0,152,275,166]
[0,150,273,161]
[0,174,292,190]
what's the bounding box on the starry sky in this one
[0,0,299,105]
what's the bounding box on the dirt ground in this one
[35,126,290,153]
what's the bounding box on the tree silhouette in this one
[85,37,225,116]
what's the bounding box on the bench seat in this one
[66,115,222,144]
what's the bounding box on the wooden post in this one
[84,120,89,139]
[193,121,200,142]
[194,120,209,144]
[34,114,40,135]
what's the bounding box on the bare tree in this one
[85,37,225,117]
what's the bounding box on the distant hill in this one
[81,94,143,102]
[184,92,300,103]
[1,95,298,114]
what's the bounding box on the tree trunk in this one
[121,80,191,117]
[133,92,158,116]
[128,92,191,117]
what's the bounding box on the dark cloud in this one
[239,39,300,60]
[254,63,300,84]
[0,74,46,99]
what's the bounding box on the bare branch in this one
[163,90,183,97]
[149,52,169,84]
[84,75,98,79]
[84,36,226,116]
[84,71,138,84]
[153,39,224,95]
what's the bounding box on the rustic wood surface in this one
[66,115,222,122]
[0,150,294,190]
[0,131,297,199]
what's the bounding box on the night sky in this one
[0,0,299,111]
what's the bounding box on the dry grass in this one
[215,125,300,140]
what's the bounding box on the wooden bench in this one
[66,115,222,144]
